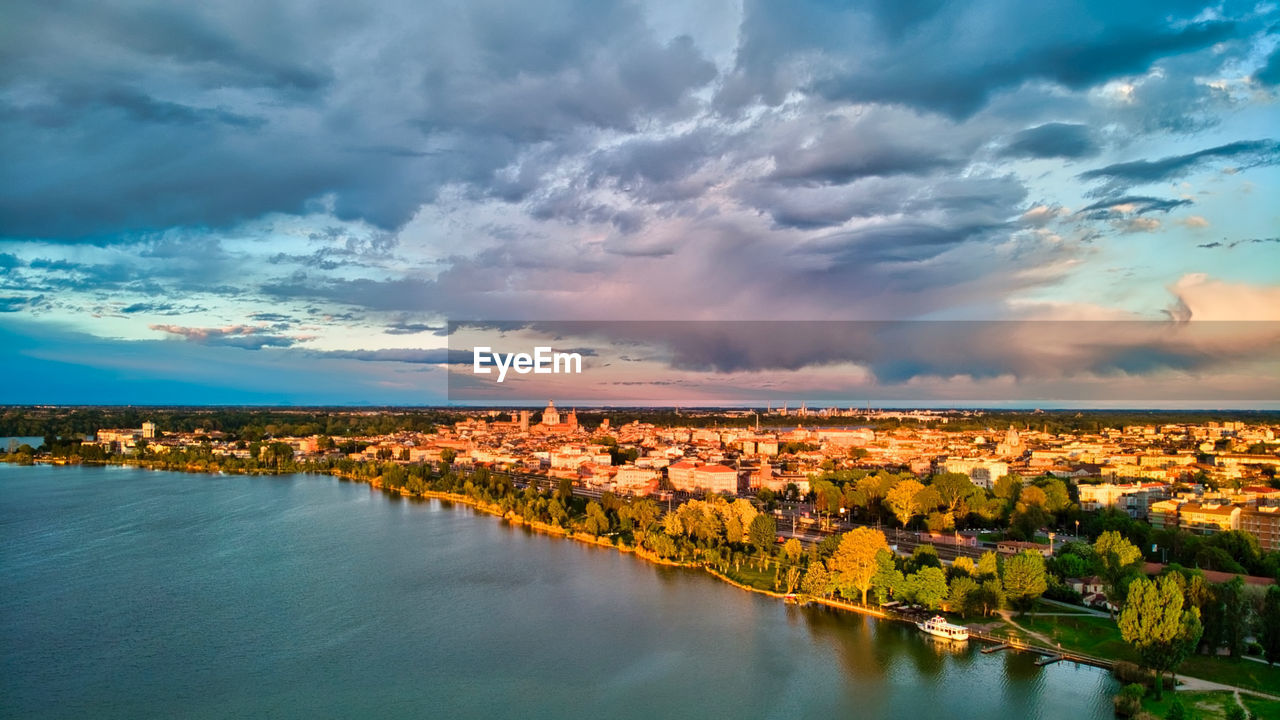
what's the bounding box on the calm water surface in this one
[1,464,1117,719]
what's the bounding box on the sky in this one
[1,0,1278,406]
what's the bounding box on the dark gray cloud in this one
[261,276,443,314]
[310,346,595,366]
[587,129,724,203]
[1079,139,1280,195]
[744,173,1027,232]
[0,0,717,240]
[1198,236,1280,250]
[1001,123,1099,159]
[37,86,264,128]
[739,178,917,229]
[1255,45,1280,86]
[767,109,969,185]
[308,348,473,365]
[120,302,206,316]
[384,321,448,336]
[720,0,1243,118]
[1077,195,1194,219]
[2,0,1276,372]
[447,321,1280,396]
[0,3,335,93]
[0,295,43,312]
[248,312,297,323]
[800,222,1007,265]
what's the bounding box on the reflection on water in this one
[2,464,1118,720]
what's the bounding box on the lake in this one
[0,464,1117,718]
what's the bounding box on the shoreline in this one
[7,457,887,616]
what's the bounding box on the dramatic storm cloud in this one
[1,0,1278,404]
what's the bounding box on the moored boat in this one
[916,615,969,641]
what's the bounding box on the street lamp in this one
[1075,519,1080,540]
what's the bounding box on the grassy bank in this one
[1006,612,1280,695]
[1141,690,1280,720]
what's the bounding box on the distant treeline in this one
[1,406,1277,440]
[0,407,460,440]
[578,409,1280,433]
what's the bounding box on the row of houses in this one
[1149,500,1280,551]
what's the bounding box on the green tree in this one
[856,474,892,520]
[976,550,1000,579]
[914,485,943,516]
[994,474,1023,503]
[1002,550,1048,613]
[871,549,904,603]
[951,556,977,577]
[1036,477,1071,513]
[1262,585,1280,665]
[1113,684,1145,717]
[1119,575,1204,699]
[1095,530,1144,616]
[583,501,610,536]
[812,479,843,519]
[925,511,951,533]
[629,498,660,535]
[1018,485,1048,509]
[910,566,949,610]
[801,561,834,598]
[783,565,803,594]
[748,513,778,555]
[931,472,976,518]
[266,441,293,470]
[782,538,803,565]
[830,527,890,604]
[724,516,744,544]
[885,479,926,528]
[978,578,1005,616]
[1051,543,1095,580]
[755,488,777,508]
[1010,505,1049,542]
[910,544,941,571]
[1217,577,1247,658]
[547,498,568,527]
[948,575,980,615]
[645,533,678,559]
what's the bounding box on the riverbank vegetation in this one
[7,406,1279,439]
[1139,691,1279,720]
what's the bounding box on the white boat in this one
[916,615,969,641]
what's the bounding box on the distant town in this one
[23,402,1278,558]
